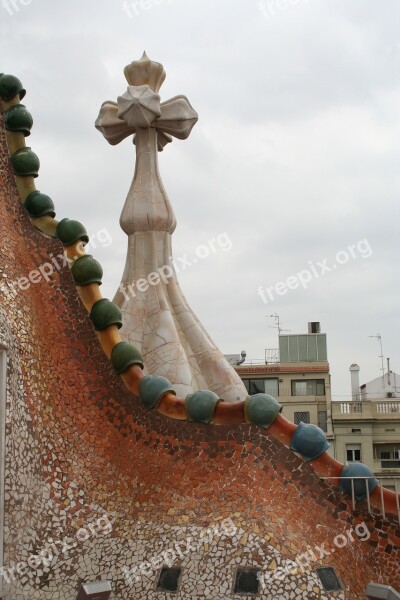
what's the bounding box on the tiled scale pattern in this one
[0,107,399,600]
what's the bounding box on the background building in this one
[332,364,400,491]
[229,322,335,450]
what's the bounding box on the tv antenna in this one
[267,313,290,336]
[369,333,385,382]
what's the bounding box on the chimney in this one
[349,364,360,402]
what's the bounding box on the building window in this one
[242,378,279,397]
[318,411,327,432]
[233,568,260,595]
[294,411,310,425]
[374,444,400,469]
[156,567,182,593]
[346,444,361,463]
[291,379,325,396]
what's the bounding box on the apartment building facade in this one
[332,365,400,491]
[229,322,335,450]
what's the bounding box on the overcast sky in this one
[2,0,399,398]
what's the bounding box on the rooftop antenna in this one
[267,313,290,336]
[369,333,385,384]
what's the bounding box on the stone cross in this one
[95,53,246,402]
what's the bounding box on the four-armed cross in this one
[95,52,247,403]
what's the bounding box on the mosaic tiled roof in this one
[0,70,399,599]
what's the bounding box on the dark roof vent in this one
[156,567,181,593]
[233,567,260,595]
[316,567,342,592]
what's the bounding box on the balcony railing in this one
[377,402,400,413]
[320,476,400,523]
[380,460,400,469]
[333,401,400,418]
[249,390,326,399]
[339,402,363,414]
[265,348,280,364]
